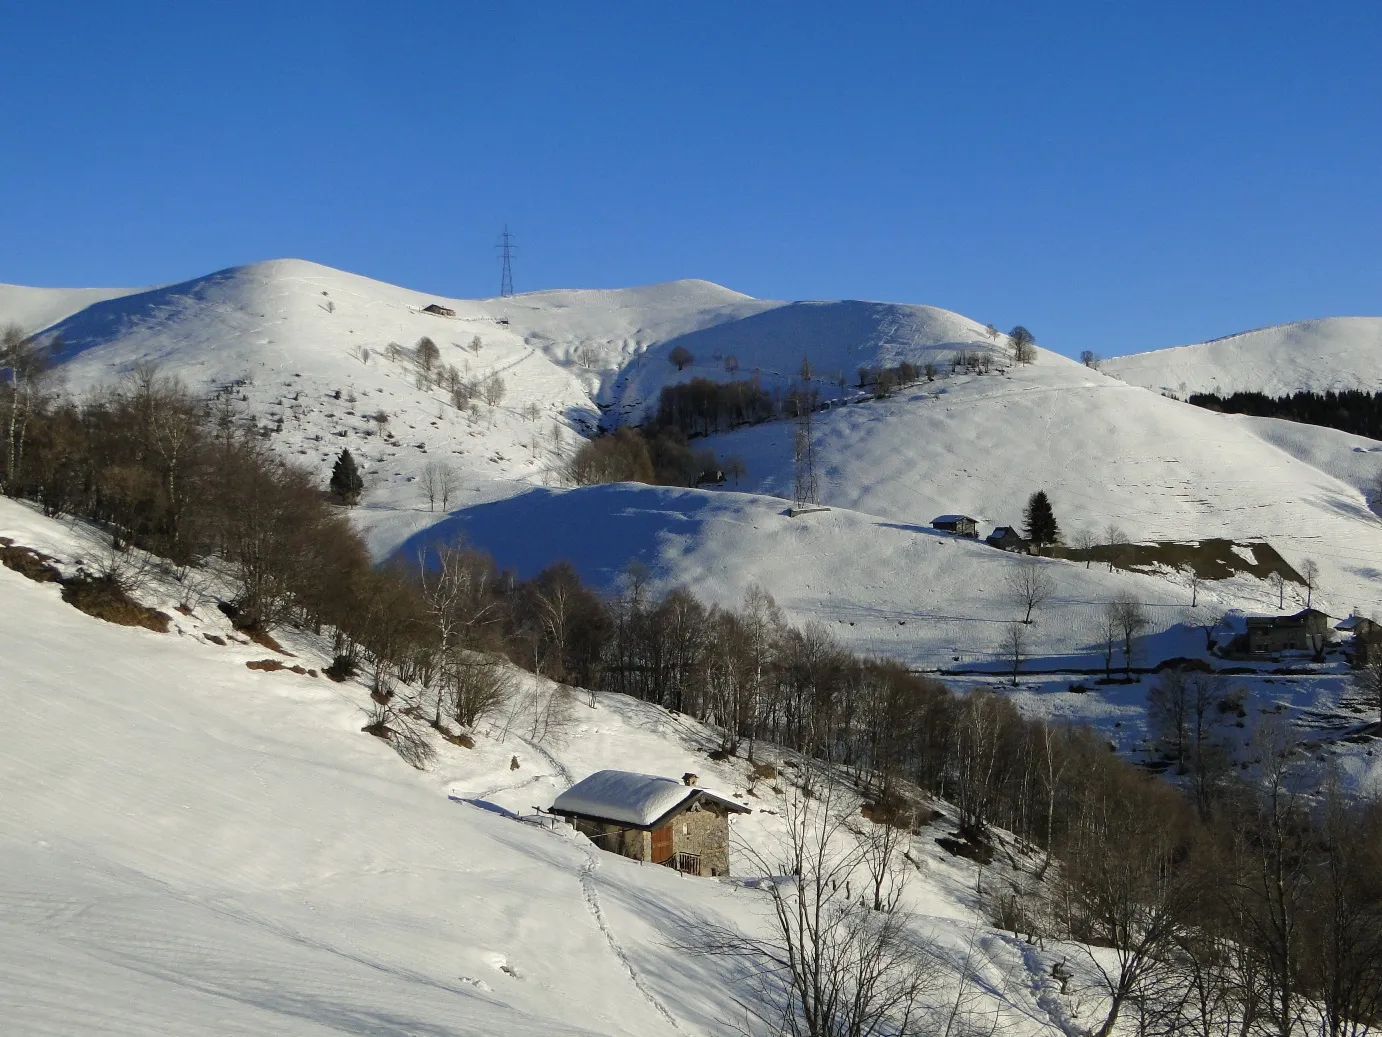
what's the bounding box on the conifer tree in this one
[1023,490,1060,550]
[330,448,363,505]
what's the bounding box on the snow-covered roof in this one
[932,514,975,524]
[1336,615,1378,632]
[551,770,747,828]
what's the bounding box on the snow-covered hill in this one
[606,298,1004,425]
[0,281,143,335]
[19,259,1382,676]
[1,497,1092,1036]
[1103,317,1382,398]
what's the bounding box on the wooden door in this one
[651,824,673,864]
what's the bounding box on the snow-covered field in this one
[2,497,1103,1036]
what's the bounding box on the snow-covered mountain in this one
[0,281,144,335]
[17,259,1382,673]
[1102,317,1382,398]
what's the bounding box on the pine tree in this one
[330,448,363,505]
[1023,490,1060,550]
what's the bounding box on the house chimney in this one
[682,772,698,786]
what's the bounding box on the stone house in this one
[1244,608,1331,654]
[932,514,979,538]
[550,769,750,877]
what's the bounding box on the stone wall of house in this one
[671,803,731,877]
[573,818,650,862]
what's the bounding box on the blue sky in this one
[3,2,1379,358]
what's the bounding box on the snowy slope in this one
[606,298,1003,424]
[1103,317,1382,398]
[394,348,1382,667]
[0,497,1092,1036]
[27,259,1382,673]
[0,282,143,336]
[396,481,1240,670]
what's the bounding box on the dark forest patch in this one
[1189,388,1382,441]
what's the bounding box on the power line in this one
[496,223,516,298]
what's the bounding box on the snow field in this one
[1,497,1112,1036]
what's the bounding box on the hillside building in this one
[421,303,456,317]
[932,515,978,538]
[1337,614,1382,666]
[985,526,1028,552]
[550,770,750,877]
[1243,608,1331,654]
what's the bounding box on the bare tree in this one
[1268,571,1287,610]
[1080,350,1101,369]
[419,461,460,511]
[1103,523,1127,573]
[1297,558,1320,609]
[725,455,747,485]
[1109,597,1149,678]
[1009,326,1036,365]
[1072,527,1098,568]
[0,324,49,493]
[717,768,939,1037]
[1148,668,1192,772]
[1098,605,1120,681]
[668,345,693,371]
[1006,555,1053,624]
[1184,566,1203,607]
[1061,771,1193,1037]
[483,373,506,408]
[416,336,440,372]
[1000,620,1028,686]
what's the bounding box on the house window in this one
[682,823,689,835]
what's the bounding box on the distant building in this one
[421,303,456,317]
[932,515,979,538]
[985,526,1028,552]
[551,770,750,877]
[1244,609,1331,654]
[1337,614,1382,667]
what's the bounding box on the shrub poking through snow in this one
[59,575,170,632]
[324,654,357,682]
[0,540,61,583]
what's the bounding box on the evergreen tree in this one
[330,448,363,505]
[1023,490,1060,550]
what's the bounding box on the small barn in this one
[985,526,1027,552]
[1244,609,1331,654]
[551,770,750,877]
[421,303,456,317]
[932,515,978,538]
